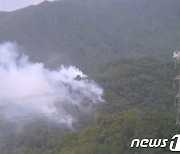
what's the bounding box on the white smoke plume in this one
[0,42,104,128]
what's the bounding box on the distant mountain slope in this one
[0,0,180,71]
[96,58,176,114]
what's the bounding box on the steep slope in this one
[0,0,180,71]
[96,58,176,114]
[0,58,178,154]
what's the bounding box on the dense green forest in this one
[0,58,179,154]
[1,0,180,71]
[0,0,180,153]
[96,58,176,114]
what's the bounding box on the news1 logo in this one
[169,134,180,151]
[131,134,180,151]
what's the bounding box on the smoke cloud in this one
[0,42,104,128]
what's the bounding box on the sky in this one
[0,0,57,12]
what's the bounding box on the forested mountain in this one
[1,58,179,154]
[0,0,179,153]
[0,0,180,71]
[96,58,176,114]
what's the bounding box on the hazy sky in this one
[0,0,56,12]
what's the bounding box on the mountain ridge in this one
[0,0,180,72]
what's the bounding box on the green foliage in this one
[96,58,176,114]
[0,0,180,71]
[0,58,179,154]
[0,0,180,153]
[58,109,179,154]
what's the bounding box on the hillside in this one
[0,0,180,71]
[0,1,179,153]
[96,58,176,114]
[0,58,178,154]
